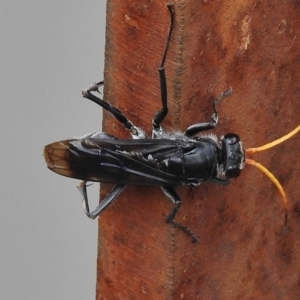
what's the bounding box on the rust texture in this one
[97,0,300,299]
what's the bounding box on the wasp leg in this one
[82,81,147,139]
[161,186,181,223]
[152,3,175,131]
[184,87,233,137]
[211,177,230,185]
[78,181,126,219]
[161,186,198,242]
[169,221,199,243]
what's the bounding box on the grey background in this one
[1,1,105,299]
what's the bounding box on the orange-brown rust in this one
[97,0,300,299]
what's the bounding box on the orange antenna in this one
[245,158,287,225]
[245,124,300,226]
[246,125,300,154]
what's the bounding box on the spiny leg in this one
[152,3,175,131]
[161,186,198,242]
[169,221,199,243]
[82,81,146,139]
[161,186,181,223]
[78,181,126,219]
[184,87,233,137]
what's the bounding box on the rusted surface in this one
[97,0,300,299]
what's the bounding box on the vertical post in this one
[97,0,300,298]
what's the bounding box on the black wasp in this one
[44,3,300,241]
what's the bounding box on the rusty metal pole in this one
[97,0,300,299]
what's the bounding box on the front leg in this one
[82,81,147,139]
[184,87,233,137]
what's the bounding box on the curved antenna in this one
[245,124,300,226]
[245,158,287,226]
[246,124,300,154]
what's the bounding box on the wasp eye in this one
[226,166,241,178]
[224,133,240,145]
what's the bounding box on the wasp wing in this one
[44,133,195,186]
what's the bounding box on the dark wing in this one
[44,133,195,186]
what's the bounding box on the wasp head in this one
[221,133,245,178]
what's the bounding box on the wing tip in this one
[43,140,73,178]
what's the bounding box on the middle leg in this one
[161,186,181,223]
[161,186,198,242]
